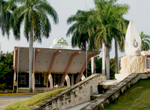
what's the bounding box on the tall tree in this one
[7,0,58,92]
[113,12,129,74]
[140,31,150,51]
[67,0,129,79]
[85,0,129,79]
[0,0,16,38]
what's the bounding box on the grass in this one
[6,87,69,110]
[104,79,150,110]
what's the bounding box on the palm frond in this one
[35,8,51,38]
[35,3,58,24]
[13,5,26,19]
[12,13,24,40]
[66,23,78,36]
[24,11,30,41]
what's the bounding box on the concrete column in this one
[13,72,16,90]
[76,73,81,83]
[102,41,106,75]
[76,74,85,83]
[32,73,35,91]
[48,74,53,89]
[81,74,85,80]
[65,75,70,87]
[60,74,70,87]
[91,57,94,74]
[13,47,18,90]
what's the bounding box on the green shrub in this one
[1,84,6,91]
[0,84,6,92]
[6,89,9,93]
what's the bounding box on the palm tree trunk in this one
[115,40,119,74]
[106,45,110,79]
[29,28,33,92]
[102,41,106,75]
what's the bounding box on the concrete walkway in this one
[0,95,35,110]
[0,93,39,96]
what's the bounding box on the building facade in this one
[13,38,99,91]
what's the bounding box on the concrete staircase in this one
[30,74,106,110]
[80,73,150,110]
[92,80,120,99]
[66,80,120,110]
[30,73,150,110]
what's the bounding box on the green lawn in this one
[6,87,68,110]
[104,79,150,110]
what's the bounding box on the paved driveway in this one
[0,95,35,110]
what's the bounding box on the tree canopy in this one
[140,31,150,51]
[7,0,59,42]
[0,52,14,89]
[0,0,16,38]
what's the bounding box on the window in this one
[35,73,44,85]
[146,56,150,69]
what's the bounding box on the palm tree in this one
[113,10,129,74]
[67,10,96,51]
[7,0,58,92]
[140,31,150,51]
[85,0,129,79]
[67,10,98,79]
[86,0,113,79]
[0,0,16,38]
[113,18,129,74]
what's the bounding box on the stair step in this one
[100,80,120,89]
[66,101,90,110]
[91,94,102,100]
[115,73,130,81]
[98,80,120,94]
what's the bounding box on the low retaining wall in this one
[30,74,106,110]
[81,73,150,110]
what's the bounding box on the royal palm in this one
[7,0,58,92]
[86,0,129,78]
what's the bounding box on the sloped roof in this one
[14,47,99,74]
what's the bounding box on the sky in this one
[0,0,150,58]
